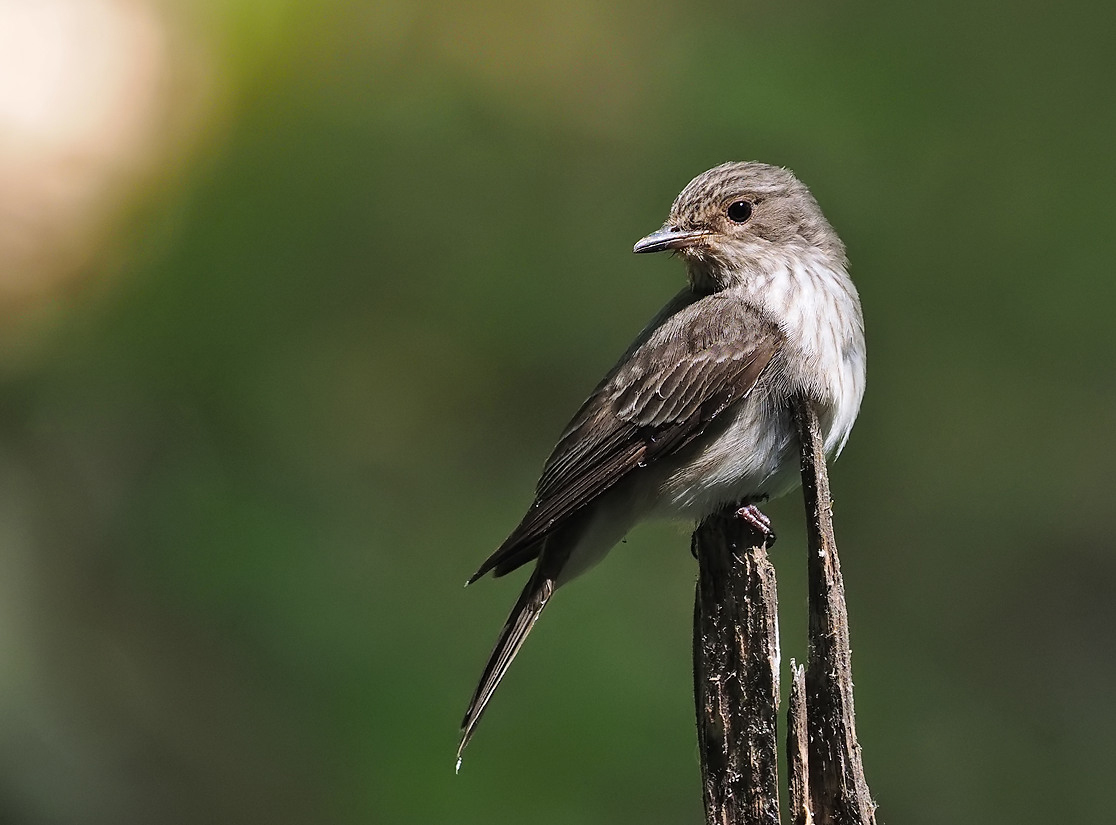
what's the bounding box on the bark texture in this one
[787,664,812,825]
[794,399,876,825]
[692,518,781,825]
[691,396,876,825]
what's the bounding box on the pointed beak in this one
[632,225,709,254]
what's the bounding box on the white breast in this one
[753,252,866,457]
[657,252,865,518]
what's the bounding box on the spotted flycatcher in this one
[459,161,866,761]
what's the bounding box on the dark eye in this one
[726,200,753,223]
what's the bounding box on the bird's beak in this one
[632,225,708,254]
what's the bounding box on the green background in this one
[2,1,1114,822]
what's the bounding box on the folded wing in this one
[469,294,782,582]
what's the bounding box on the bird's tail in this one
[457,569,555,767]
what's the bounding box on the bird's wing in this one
[469,294,782,582]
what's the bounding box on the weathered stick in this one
[787,663,812,825]
[690,397,875,825]
[692,513,781,825]
[793,397,876,825]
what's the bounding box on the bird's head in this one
[634,162,845,292]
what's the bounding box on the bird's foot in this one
[733,504,776,546]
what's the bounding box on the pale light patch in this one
[0,0,214,365]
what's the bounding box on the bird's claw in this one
[733,504,777,546]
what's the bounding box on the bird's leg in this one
[690,498,776,561]
[733,502,776,546]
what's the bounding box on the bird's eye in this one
[726,200,753,223]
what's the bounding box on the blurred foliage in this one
[1,0,1114,823]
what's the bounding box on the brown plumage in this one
[458,162,866,764]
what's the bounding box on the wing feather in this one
[468,294,782,583]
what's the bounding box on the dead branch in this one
[692,515,780,825]
[690,396,876,824]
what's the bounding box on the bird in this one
[458,161,866,764]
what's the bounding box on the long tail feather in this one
[457,571,555,766]
[466,535,542,585]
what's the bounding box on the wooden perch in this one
[691,397,876,825]
[692,515,781,825]
[787,663,811,825]
[794,398,876,825]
